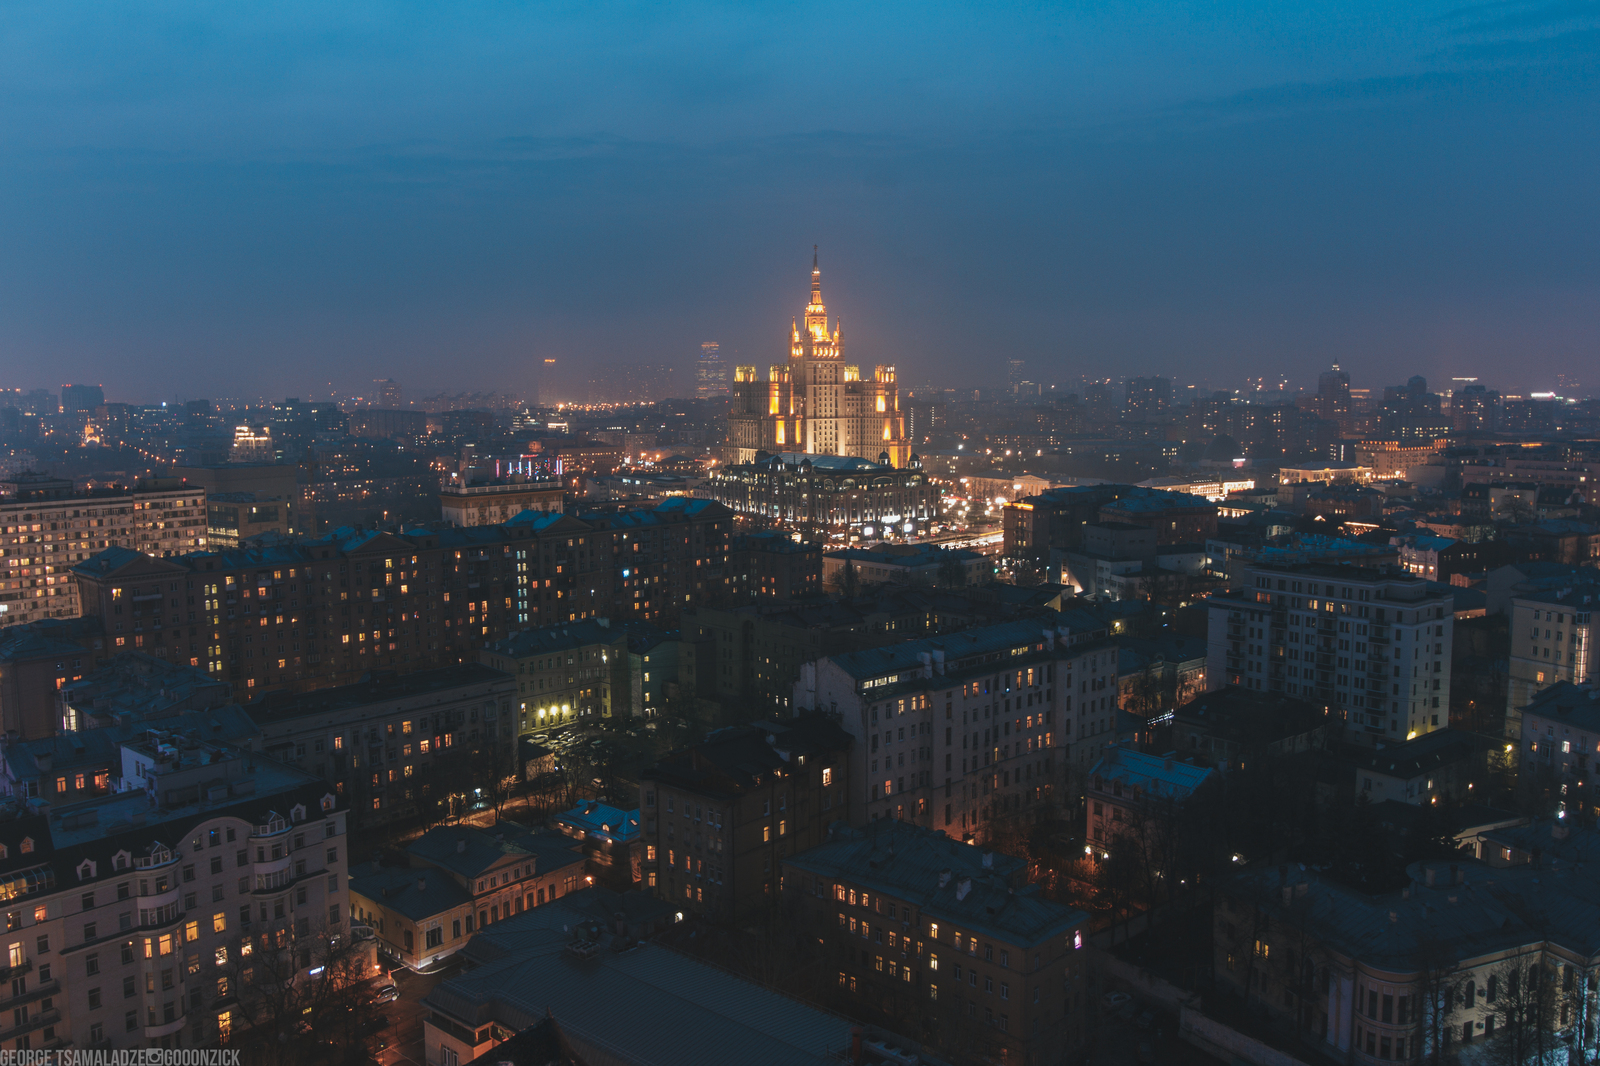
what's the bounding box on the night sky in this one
[2,1,1597,403]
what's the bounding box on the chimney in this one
[456,839,467,854]
[417,876,426,893]
[850,1026,864,1065]
[1450,863,1462,885]
[1281,886,1292,907]
[982,852,994,870]
[956,878,972,901]
[1425,867,1436,887]
[938,869,952,888]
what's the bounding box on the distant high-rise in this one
[724,249,909,466]
[375,379,402,407]
[1124,376,1172,422]
[60,384,104,414]
[1314,363,1353,433]
[697,342,728,400]
[184,399,212,427]
[1007,359,1025,392]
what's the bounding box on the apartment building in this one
[1517,681,1600,818]
[480,620,630,736]
[0,620,106,740]
[438,477,564,528]
[243,663,515,828]
[1504,581,1597,743]
[794,611,1118,841]
[1206,563,1455,745]
[0,729,352,1052]
[783,819,1093,1066]
[1215,845,1600,1066]
[348,823,585,971]
[66,497,733,700]
[1,473,206,630]
[0,705,259,806]
[1085,747,1215,851]
[639,716,851,920]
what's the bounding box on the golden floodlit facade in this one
[725,251,910,468]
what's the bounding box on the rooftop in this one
[425,891,868,1066]
[786,820,1091,947]
[245,663,510,724]
[1088,746,1215,800]
[407,822,586,881]
[1351,730,1483,778]
[349,862,473,921]
[1171,688,1329,743]
[552,802,640,843]
[643,716,853,799]
[823,611,1110,683]
[1523,681,1600,729]
[486,620,623,659]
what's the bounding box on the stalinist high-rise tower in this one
[724,250,910,467]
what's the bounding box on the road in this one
[373,958,463,1066]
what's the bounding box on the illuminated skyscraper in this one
[724,250,909,466]
[696,342,728,400]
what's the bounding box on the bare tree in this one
[228,916,381,1066]
[1413,936,1459,1066]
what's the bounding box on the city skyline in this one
[3,2,1599,401]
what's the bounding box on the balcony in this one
[0,978,60,1009]
[0,1007,59,1043]
[143,1011,188,1040]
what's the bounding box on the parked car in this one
[372,983,399,1004]
[1102,991,1131,1011]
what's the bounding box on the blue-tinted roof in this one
[553,803,639,843]
[1089,746,1214,799]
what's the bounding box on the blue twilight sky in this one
[1,0,1597,403]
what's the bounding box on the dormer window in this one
[19,838,33,855]
[290,804,307,823]
[113,852,131,871]
[77,859,97,881]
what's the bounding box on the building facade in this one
[0,731,354,1052]
[65,498,732,701]
[2,474,207,629]
[1206,563,1455,745]
[783,820,1093,1066]
[480,619,630,736]
[794,613,1118,841]
[701,453,939,537]
[1504,582,1597,744]
[640,717,851,920]
[349,823,585,971]
[244,663,515,828]
[439,477,565,528]
[724,253,911,468]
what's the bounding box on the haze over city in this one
[4,0,1599,401]
[4,6,1600,1066]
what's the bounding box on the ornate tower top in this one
[805,246,830,343]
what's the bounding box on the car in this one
[372,983,399,1004]
[1135,1008,1155,1030]
[1102,991,1131,1011]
